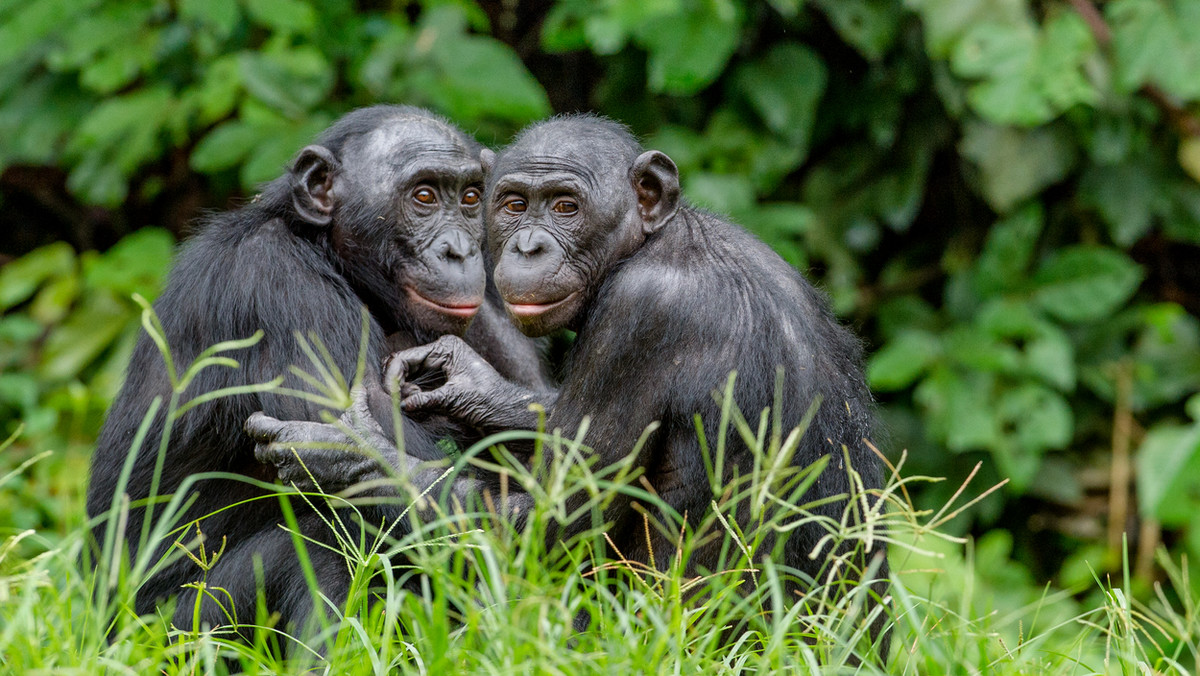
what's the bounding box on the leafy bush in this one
[1,0,1199,592]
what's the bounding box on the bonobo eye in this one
[552,199,579,216]
[412,186,436,205]
[503,197,527,214]
[461,188,481,207]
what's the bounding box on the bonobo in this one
[86,105,549,640]
[252,116,890,648]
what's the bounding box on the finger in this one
[402,389,447,413]
[245,412,285,443]
[384,344,437,392]
[255,441,291,465]
[382,354,408,394]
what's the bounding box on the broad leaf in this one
[733,43,827,152]
[868,330,941,391]
[1032,246,1143,322]
[638,0,741,95]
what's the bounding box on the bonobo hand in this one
[385,335,550,433]
[246,387,398,493]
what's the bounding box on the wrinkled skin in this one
[247,388,531,522]
[254,115,890,656]
[86,105,549,650]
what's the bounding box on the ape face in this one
[484,119,679,337]
[293,114,488,337]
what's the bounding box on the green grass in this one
[2,418,1198,675]
[2,313,1196,675]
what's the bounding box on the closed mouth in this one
[504,292,577,318]
[407,288,482,318]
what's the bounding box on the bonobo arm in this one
[245,387,534,520]
[246,387,399,493]
[388,335,557,435]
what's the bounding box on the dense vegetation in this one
[1,0,1199,671]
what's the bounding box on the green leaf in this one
[637,0,741,95]
[811,0,900,61]
[876,295,938,339]
[191,55,243,126]
[38,290,132,382]
[83,228,175,301]
[974,202,1043,297]
[733,43,827,152]
[959,121,1076,212]
[868,330,941,391]
[1108,0,1200,100]
[357,20,411,98]
[68,87,174,172]
[0,0,100,67]
[190,120,266,173]
[1036,11,1099,112]
[66,155,129,207]
[425,36,551,125]
[44,3,148,71]
[0,242,76,312]
[239,48,334,118]
[239,115,332,188]
[1032,246,1144,322]
[905,0,1029,59]
[1023,324,1076,392]
[1078,161,1158,246]
[951,21,1035,81]
[682,173,756,213]
[540,2,589,53]
[1136,422,1200,525]
[30,273,79,325]
[179,0,240,38]
[243,0,317,35]
[945,325,1020,373]
[996,384,1073,488]
[947,12,1096,125]
[914,367,1001,452]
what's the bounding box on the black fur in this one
[86,105,547,640]
[393,115,889,650]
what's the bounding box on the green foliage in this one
[0,230,173,538]
[0,0,551,205]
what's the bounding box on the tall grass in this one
[1,311,1197,674]
[3,429,1199,673]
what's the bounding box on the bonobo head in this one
[289,105,487,337]
[483,115,680,336]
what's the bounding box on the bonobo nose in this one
[512,229,555,258]
[435,229,479,263]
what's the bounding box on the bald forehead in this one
[495,119,641,183]
[338,116,481,197]
[355,116,473,165]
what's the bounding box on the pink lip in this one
[407,289,482,318]
[504,292,577,318]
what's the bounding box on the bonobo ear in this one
[480,148,496,174]
[291,145,340,227]
[630,150,680,235]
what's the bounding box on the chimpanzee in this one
[251,115,889,651]
[86,105,550,641]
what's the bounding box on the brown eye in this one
[504,198,526,214]
[461,188,481,206]
[413,187,436,205]
[552,199,578,215]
